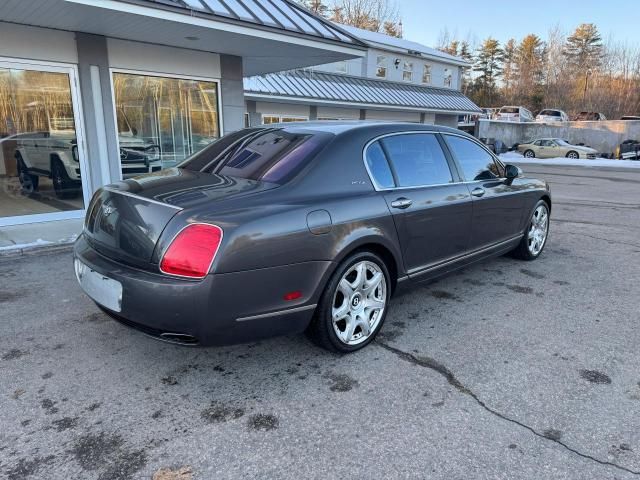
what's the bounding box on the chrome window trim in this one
[362,130,507,192]
[236,304,317,322]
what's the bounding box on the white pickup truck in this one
[15,106,161,198]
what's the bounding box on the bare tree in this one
[331,0,401,35]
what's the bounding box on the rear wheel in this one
[511,200,550,261]
[51,159,79,199]
[566,151,579,159]
[306,251,390,353]
[524,149,535,158]
[15,153,39,195]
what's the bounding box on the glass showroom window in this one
[403,61,414,82]
[376,56,387,78]
[0,64,85,222]
[112,72,220,175]
[262,115,308,124]
[422,64,432,84]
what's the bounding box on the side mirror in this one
[504,164,522,184]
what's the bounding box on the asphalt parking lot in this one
[1,163,639,480]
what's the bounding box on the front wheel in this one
[524,149,535,158]
[16,153,39,195]
[510,201,550,261]
[306,251,391,353]
[52,159,80,199]
[566,151,579,159]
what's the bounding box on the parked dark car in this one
[74,122,552,352]
[574,111,607,121]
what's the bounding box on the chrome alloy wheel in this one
[567,151,579,159]
[332,260,387,345]
[527,204,549,256]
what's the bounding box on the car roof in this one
[254,120,462,136]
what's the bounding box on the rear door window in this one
[444,135,503,181]
[380,133,453,188]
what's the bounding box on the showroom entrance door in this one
[0,58,89,227]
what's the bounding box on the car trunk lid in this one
[84,168,277,267]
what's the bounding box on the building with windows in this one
[245,23,480,128]
[0,0,366,244]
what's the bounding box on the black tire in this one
[510,200,550,261]
[51,158,80,199]
[306,251,391,353]
[566,151,579,159]
[15,152,39,194]
[523,149,535,159]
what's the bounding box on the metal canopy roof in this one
[139,0,360,44]
[245,71,482,114]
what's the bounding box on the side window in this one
[533,140,542,146]
[365,141,395,189]
[444,135,503,181]
[381,133,453,187]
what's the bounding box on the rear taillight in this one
[160,224,223,279]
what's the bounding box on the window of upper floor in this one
[444,68,453,87]
[335,61,348,74]
[403,61,413,82]
[376,55,387,78]
[422,64,432,84]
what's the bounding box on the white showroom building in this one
[0,0,364,242]
[0,0,479,249]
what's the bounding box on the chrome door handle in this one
[471,187,485,197]
[390,197,412,209]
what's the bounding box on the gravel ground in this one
[1,163,639,480]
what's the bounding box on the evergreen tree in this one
[459,41,473,95]
[564,23,603,105]
[501,38,517,102]
[564,23,603,71]
[473,38,503,105]
[515,34,545,110]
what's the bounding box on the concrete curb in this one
[0,241,74,260]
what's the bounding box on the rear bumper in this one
[74,234,331,346]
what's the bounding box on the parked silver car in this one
[496,106,534,123]
[535,109,569,123]
[518,138,598,159]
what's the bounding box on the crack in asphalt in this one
[376,341,640,476]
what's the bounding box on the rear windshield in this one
[539,110,561,116]
[500,107,519,114]
[179,128,332,184]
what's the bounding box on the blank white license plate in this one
[75,259,123,313]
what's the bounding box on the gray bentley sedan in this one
[74,122,551,352]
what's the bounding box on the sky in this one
[400,0,640,48]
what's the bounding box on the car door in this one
[547,140,564,157]
[442,133,524,251]
[538,139,555,158]
[364,132,472,275]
